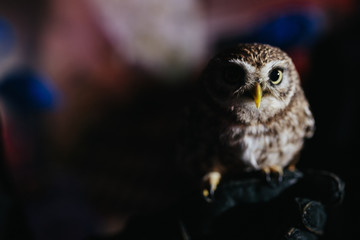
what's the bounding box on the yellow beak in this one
[253,82,262,109]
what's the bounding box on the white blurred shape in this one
[88,0,208,78]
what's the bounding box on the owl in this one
[188,43,315,200]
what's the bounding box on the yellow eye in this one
[269,68,283,85]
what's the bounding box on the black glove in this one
[86,169,344,240]
[180,169,344,240]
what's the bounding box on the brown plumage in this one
[186,43,315,199]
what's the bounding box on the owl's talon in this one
[288,164,296,172]
[261,166,284,183]
[202,187,214,202]
[262,166,272,182]
[202,171,221,202]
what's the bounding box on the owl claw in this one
[202,187,215,202]
[262,166,284,183]
[288,164,296,172]
[202,171,221,202]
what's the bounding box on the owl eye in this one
[269,68,283,85]
[222,64,246,86]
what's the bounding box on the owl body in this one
[220,90,313,171]
[191,43,314,187]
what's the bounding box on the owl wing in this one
[304,104,315,138]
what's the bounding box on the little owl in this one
[188,43,315,200]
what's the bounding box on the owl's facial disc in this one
[224,58,296,123]
[201,44,300,124]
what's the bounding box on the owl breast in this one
[222,116,305,172]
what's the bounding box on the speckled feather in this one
[190,43,314,175]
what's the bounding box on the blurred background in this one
[0,0,359,239]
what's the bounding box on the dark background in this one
[0,0,359,239]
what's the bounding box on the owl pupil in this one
[223,64,245,86]
[270,70,280,80]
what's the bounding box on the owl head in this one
[201,43,302,124]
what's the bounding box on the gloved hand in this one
[84,169,344,240]
[180,169,344,240]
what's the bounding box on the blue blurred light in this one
[218,10,324,50]
[0,68,57,113]
[0,18,15,57]
[255,13,319,48]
